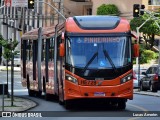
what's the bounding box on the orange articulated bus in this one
[21,16,138,109]
[21,26,55,98]
[56,16,138,109]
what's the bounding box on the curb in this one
[133,89,160,97]
[0,66,20,72]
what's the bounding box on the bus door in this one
[21,40,27,86]
[57,34,65,101]
[32,40,37,82]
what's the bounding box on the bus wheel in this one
[27,75,35,97]
[65,100,72,109]
[36,91,42,97]
[28,89,35,97]
[45,93,50,101]
[59,98,64,105]
[59,89,64,105]
[117,100,126,110]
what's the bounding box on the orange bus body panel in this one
[64,70,133,100]
[65,17,130,33]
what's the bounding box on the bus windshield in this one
[66,36,131,69]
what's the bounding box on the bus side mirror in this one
[59,43,65,57]
[61,32,64,40]
[133,44,139,57]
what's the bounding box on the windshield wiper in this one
[103,49,118,74]
[82,52,98,73]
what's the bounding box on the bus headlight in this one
[121,73,132,84]
[65,74,78,84]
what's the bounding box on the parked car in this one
[133,70,144,88]
[140,65,160,92]
[133,66,147,74]
[2,53,20,67]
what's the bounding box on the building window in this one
[87,8,92,15]
[149,0,160,5]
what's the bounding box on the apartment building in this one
[148,0,160,11]
[64,0,158,20]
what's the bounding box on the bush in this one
[140,50,157,64]
[97,4,120,15]
[133,44,158,64]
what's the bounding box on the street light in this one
[9,19,15,106]
[36,0,66,20]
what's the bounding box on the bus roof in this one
[21,26,55,40]
[65,16,130,33]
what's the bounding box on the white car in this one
[133,70,144,88]
[2,53,21,67]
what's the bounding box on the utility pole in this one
[136,17,151,89]
[36,0,66,20]
[11,33,14,106]
[135,9,160,90]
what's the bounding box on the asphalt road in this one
[0,71,160,120]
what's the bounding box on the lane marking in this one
[127,103,148,120]
[8,89,28,92]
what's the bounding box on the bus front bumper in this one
[64,80,133,100]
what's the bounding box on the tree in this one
[0,34,19,99]
[97,4,120,16]
[130,14,160,49]
[0,35,19,62]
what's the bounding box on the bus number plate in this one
[94,92,105,96]
[80,80,96,86]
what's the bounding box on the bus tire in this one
[45,93,50,101]
[59,87,64,105]
[59,99,64,105]
[117,100,126,110]
[36,91,42,97]
[28,89,35,97]
[59,94,64,105]
[27,75,35,97]
[65,100,72,109]
[42,77,49,100]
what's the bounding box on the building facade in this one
[0,0,160,61]
[63,0,160,20]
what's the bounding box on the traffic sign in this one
[12,0,28,7]
[5,0,12,7]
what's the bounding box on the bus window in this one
[33,40,37,80]
[22,40,27,78]
[29,41,33,62]
[42,39,46,61]
[26,41,30,61]
[49,38,54,61]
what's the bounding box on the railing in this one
[71,0,91,2]
[148,0,160,5]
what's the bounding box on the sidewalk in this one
[0,66,20,72]
[134,89,160,97]
[0,95,37,116]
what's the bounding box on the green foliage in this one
[130,14,160,35]
[0,34,19,62]
[130,13,160,49]
[97,4,120,15]
[140,49,157,64]
[133,44,158,64]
